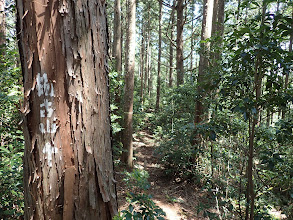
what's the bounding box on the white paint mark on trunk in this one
[36,73,54,97]
[43,142,58,167]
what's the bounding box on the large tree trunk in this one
[122,0,136,168]
[16,1,117,219]
[195,0,214,125]
[176,0,184,86]
[113,0,122,73]
[156,0,162,110]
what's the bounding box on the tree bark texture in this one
[169,3,175,88]
[211,0,225,61]
[190,0,195,73]
[16,0,117,219]
[113,0,122,73]
[144,29,150,92]
[195,0,214,125]
[176,0,184,86]
[122,0,136,168]
[155,0,162,110]
[140,23,145,103]
[148,47,152,97]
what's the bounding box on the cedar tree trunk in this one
[122,0,136,168]
[155,0,162,110]
[113,0,122,73]
[16,0,117,219]
[176,0,184,86]
[195,0,214,125]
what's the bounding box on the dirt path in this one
[115,131,207,220]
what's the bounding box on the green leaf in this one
[0,146,10,154]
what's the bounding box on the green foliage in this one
[0,4,24,219]
[114,169,166,220]
[109,70,124,162]
[151,1,293,219]
[155,123,200,180]
[0,142,24,219]
[123,169,150,191]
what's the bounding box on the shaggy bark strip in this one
[17,0,117,219]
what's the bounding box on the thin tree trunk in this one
[190,0,195,78]
[0,0,5,54]
[113,0,122,73]
[246,3,266,219]
[145,32,149,91]
[156,0,162,110]
[122,0,136,169]
[176,0,184,86]
[282,6,292,119]
[195,0,214,126]
[211,0,225,62]
[16,1,117,219]
[169,3,175,88]
[144,3,151,94]
[148,47,152,98]
[140,24,145,103]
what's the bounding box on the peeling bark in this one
[16,0,117,219]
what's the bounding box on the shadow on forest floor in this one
[115,131,213,220]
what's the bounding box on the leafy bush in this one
[114,169,166,220]
[0,58,24,219]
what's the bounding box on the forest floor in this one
[115,130,211,220]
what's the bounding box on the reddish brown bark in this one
[16,0,117,219]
